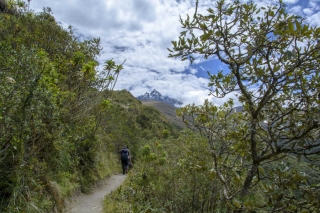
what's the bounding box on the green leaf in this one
[207,8,214,13]
[288,21,294,31]
[295,20,301,31]
[246,45,252,55]
[232,199,242,208]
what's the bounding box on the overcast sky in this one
[29,0,320,106]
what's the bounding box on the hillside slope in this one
[0,4,181,211]
[141,100,186,130]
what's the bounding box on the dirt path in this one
[67,174,127,213]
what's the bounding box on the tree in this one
[0,3,126,211]
[170,0,320,211]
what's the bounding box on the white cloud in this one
[283,0,299,4]
[30,0,318,106]
[303,8,314,15]
[30,0,211,105]
[306,12,320,26]
[189,68,198,74]
[309,0,320,10]
[290,5,303,14]
[116,66,212,106]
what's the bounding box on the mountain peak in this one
[137,89,182,107]
[150,89,161,95]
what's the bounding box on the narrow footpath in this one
[67,174,127,213]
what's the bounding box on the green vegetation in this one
[104,132,320,212]
[168,0,320,211]
[1,0,320,213]
[141,100,186,130]
[105,0,320,212]
[0,1,178,212]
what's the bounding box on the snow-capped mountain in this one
[137,89,183,106]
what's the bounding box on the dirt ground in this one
[66,174,127,213]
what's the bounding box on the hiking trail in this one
[66,174,127,213]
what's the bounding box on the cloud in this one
[282,0,299,4]
[303,8,314,15]
[306,12,320,26]
[309,0,320,10]
[290,5,303,14]
[30,0,319,107]
[189,68,198,74]
[31,0,205,105]
[115,66,211,106]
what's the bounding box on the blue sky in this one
[29,0,320,106]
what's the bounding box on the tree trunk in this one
[233,164,259,213]
[241,163,258,197]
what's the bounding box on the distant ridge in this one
[137,89,183,107]
[141,100,186,129]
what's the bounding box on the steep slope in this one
[140,100,186,130]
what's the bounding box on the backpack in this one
[121,149,129,160]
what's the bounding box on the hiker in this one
[119,145,131,175]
